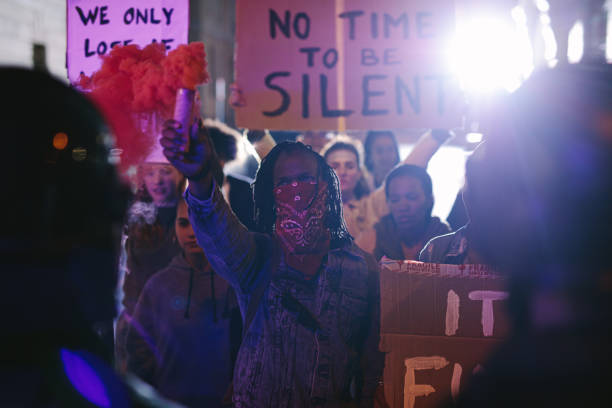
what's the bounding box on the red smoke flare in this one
[78,42,209,175]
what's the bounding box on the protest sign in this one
[379,259,509,408]
[67,0,189,83]
[234,0,462,131]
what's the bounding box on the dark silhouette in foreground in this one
[0,68,180,407]
[453,64,612,406]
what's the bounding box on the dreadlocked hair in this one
[252,141,352,248]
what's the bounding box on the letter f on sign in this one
[404,356,449,408]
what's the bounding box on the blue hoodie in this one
[126,253,236,407]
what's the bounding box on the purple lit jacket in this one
[185,184,384,407]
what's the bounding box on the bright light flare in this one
[448,9,533,93]
[568,21,584,64]
[466,132,483,144]
[535,0,550,13]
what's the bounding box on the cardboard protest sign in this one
[379,260,510,408]
[67,0,189,83]
[234,0,462,131]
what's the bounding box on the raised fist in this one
[160,118,213,181]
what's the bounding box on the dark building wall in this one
[189,0,236,127]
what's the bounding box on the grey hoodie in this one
[126,253,236,407]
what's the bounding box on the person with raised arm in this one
[160,122,384,407]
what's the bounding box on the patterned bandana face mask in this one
[273,180,330,278]
[274,180,329,253]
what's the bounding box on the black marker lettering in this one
[322,48,338,69]
[263,72,291,116]
[338,10,364,40]
[76,6,99,25]
[321,74,353,117]
[161,38,174,50]
[269,9,290,39]
[383,48,400,65]
[97,41,108,55]
[293,12,310,39]
[371,12,379,38]
[395,76,420,114]
[100,6,110,25]
[361,48,378,66]
[150,8,161,24]
[362,75,388,116]
[136,8,148,24]
[84,38,95,57]
[384,13,408,39]
[299,47,321,67]
[124,8,135,24]
[162,8,174,25]
[416,12,434,38]
[302,74,310,118]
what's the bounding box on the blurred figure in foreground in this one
[0,68,178,407]
[454,64,612,406]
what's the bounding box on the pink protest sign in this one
[67,0,189,83]
[235,0,462,131]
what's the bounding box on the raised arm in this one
[161,120,264,294]
[402,128,453,167]
[246,129,276,162]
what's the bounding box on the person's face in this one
[371,135,399,176]
[326,149,361,198]
[175,201,204,255]
[273,151,319,189]
[141,163,182,206]
[387,175,429,231]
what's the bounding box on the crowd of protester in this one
[2,56,611,407]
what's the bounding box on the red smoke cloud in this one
[78,42,209,174]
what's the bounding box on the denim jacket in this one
[185,184,383,407]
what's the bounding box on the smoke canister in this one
[173,88,195,152]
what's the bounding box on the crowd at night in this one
[2,1,612,407]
